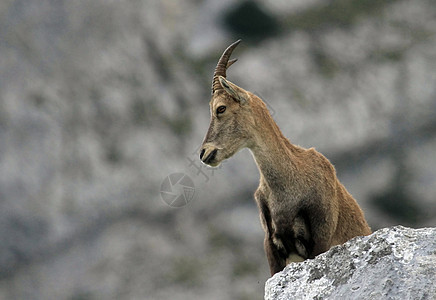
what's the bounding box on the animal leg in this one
[264,236,286,275]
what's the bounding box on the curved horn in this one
[211,39,241,95]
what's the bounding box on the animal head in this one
[200,40,260,167]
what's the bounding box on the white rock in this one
[265,226,436,300]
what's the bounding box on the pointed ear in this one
[219,76,248,103]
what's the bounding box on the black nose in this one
[200,149,205,160]
[203,149,218,164]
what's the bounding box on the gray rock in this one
[265,226,436,300]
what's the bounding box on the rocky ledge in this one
[265,226,436,300]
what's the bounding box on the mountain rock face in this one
[1,0,436,299]
[265,226,436,300]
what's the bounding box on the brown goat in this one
[200,40,372,276]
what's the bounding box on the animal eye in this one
[216,106,226,114]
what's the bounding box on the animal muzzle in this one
[200,147,218,166]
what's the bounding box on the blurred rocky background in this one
[0,0,435,299]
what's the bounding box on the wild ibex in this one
[200,40,372,275]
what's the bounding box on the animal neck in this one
[248,102,298,188]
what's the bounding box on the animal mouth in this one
[202,149,218,165]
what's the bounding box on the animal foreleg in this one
[264,236,286,275]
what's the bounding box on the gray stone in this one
[265,226,436,300]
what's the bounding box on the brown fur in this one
[200,41,371,276]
